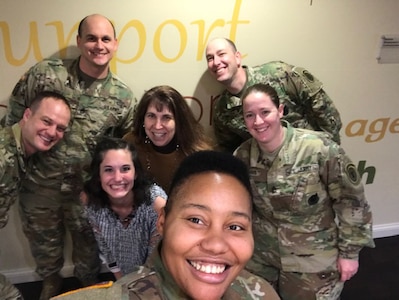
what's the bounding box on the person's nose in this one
[154,118,163,129]
[254,114,263,125]
[198,227,229,255]
[213,55,221,66]
[94,38,104,49]
[47,125,57,137]
[114,170,123,181]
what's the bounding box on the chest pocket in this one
[267,164,326,216]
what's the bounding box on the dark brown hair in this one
[132,85,212,156]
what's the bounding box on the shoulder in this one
[234,138,254,159]
[227,269,280,299]
[253,61,294,73]
[287,127,340,157]
[108,73,134,96]
[0,127,17,155]
[29,57,69,72]
[117,266,162,298]
[149,183,168,201]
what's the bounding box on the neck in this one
[259,126,285,153]
[79,58,109,79]
[151,137,178,154]
[226,66,247,95]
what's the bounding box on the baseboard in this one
[4,265,75,284]
[373,222,399,239]
[4,264,109,285]
[4,223,399,284]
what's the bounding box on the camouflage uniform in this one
[0,273,23,300]
[0,125,25,300]
[50,244,281,300]
[213,61,342,152]
[0,124,25,229]
[234,122,374,300]
[1,57,136,284]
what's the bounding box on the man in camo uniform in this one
[1,14,135,300]
[234,83,374,299]
[0,91,71,300]
[205,37,342,152]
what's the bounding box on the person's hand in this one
[113,271,123,280]
[79,191,88,205]
[153,196,167,216]
[337,258,359,281]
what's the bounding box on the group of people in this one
[0,13,374,300]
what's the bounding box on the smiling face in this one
[144,102,176,147]
[99,149,135,202]
[22,97,70,156]
[205,38,241,85]
[77,14,118,77]
[243,90,284,152]
[158,172,253,300]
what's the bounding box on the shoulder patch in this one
[345,163,360,185]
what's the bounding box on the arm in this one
[0,143,19,229]
[1,59,68,127]
[326,144,374,270]
[287,65,342,144]
[113,92,137,138]
[83,205,122,277]
[212,93,251,153]
[149,183,167,216]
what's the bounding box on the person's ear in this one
[235,51,242,66]
[156,207,166,236]
[23,108,32,121]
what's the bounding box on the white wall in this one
[1,0,398,283]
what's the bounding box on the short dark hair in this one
[84,137,153,209]
[164,150,253,215]
[223,38,237,52]
[30,91,70,113]
[78,14,116,38]
[241,83,280,108]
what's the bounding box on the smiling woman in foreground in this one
[52,150,280,300]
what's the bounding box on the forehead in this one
[171,172,251,212]
[243,91,274,108]
[101,149,132,164]
[206,39,232,54]
[146,101,173,114]
[81,16,114,37]
[34,97,68,112]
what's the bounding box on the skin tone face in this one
[76,14,118,78]
[205,38,241,85]
[99,149,135,203]
[157,172,253,300]
[243,91,285,153]
[22,97,70,156]
[144,102,176,147]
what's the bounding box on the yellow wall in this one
[1,0,398,283]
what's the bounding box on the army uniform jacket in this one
[51,244,280,300]
[0,123,25,228]
[213,61,342,152]
[234,122,374,273]
[1,57,135,192]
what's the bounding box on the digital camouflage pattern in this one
[0,57,136,282]
[2,57,136,189]
[0,273,23,300]
[234,122,374,299]
[0,124,25,229]
[51,246,281,300]
[213,61,342,152]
